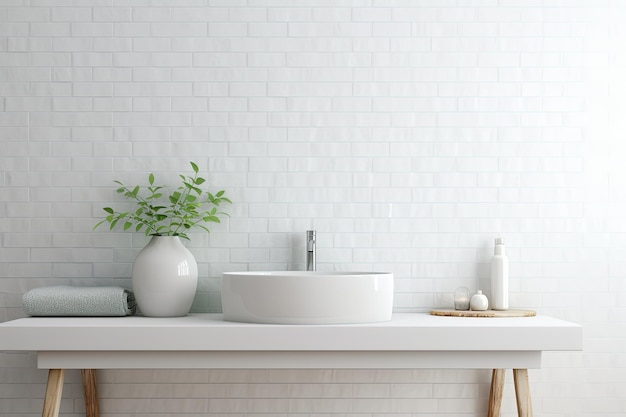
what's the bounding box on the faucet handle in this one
[306,230,316,251]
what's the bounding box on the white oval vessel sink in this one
[221,271,394,324]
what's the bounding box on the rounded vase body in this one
[470,290,489,311]
[132,236,198,317]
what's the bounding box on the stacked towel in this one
[23,285,136,317]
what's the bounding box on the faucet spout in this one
[306,230,316,271]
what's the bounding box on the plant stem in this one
[170,173,198,236]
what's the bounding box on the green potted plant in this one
[95,161,231,317]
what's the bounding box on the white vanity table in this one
[0,313,582,417]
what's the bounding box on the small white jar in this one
[470,290,489,311]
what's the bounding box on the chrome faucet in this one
[306,230,316,271]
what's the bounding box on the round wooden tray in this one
[429,309,536,318]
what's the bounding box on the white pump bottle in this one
[490,238,509,310]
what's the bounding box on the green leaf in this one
[95,160,230,237]
[170,191,181,203]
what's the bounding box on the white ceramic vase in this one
[132,236,198,317]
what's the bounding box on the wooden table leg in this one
[81,369,100,417]
[42,369,64,417]
[487,369,505,417]
[513,369,533,417]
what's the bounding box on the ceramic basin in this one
[221,271,394,324]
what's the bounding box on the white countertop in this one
[0,313,582,353]
[0,314,582,417]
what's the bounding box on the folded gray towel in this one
[23,285,136,317]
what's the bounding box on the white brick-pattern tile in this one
[1,1,624,416]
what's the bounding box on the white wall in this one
[0,1,624,416]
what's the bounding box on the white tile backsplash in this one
[1,1,624,416]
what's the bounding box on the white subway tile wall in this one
[0,1,623,416]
